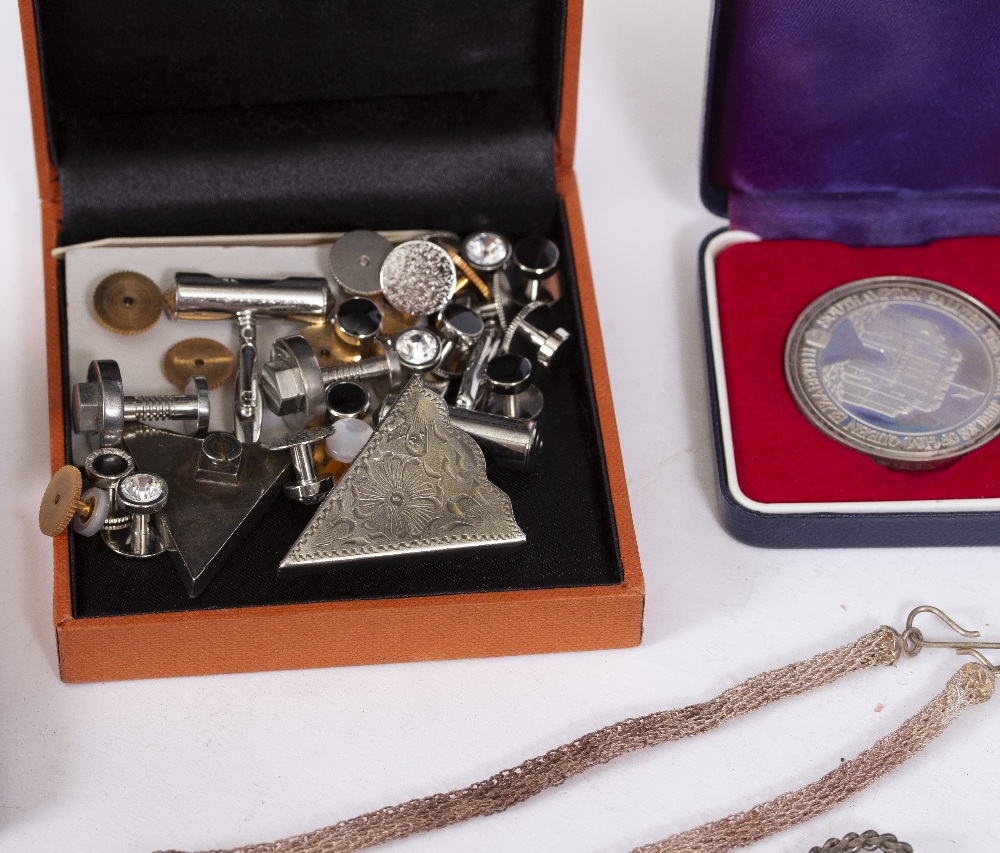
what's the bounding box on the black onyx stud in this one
[485,354,544,420]
[512,237,560,303]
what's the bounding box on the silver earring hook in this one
[899,605,1000,676]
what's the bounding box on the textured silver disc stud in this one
[785,276,1000,468]
[380,240,457,316]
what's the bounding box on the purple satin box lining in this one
[708,0,1000,246]
[729,193,1000,247]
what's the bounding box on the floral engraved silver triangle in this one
[279,377,525,575]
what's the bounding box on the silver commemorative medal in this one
[784,276,1000,468]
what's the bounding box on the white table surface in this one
[3,3,998,851]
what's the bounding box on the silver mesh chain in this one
[809,830,914,853]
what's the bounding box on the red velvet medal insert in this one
[715,237,1000,504]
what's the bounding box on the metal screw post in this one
[322,328,442,385]
[262,427,334,504]
[72,360,210,447]
[261,329,443,427]
[501,302,572,369]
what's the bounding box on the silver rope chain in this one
[809,830,914,853]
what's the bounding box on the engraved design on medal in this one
[785,277,1000,466]
[822,304,980,419]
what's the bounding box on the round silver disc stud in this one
[380,240,457,316]
[461,232,511,272]
[784,276,1000,468]
[328,230,394,297]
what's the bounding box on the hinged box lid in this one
[24,0,582,244]
[702,0,1000,246]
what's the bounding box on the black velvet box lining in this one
[32,0,626,617]
[65,206,625,617]
[35,0,568,244]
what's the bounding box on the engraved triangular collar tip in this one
[279,378,525,575]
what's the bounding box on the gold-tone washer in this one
[163,338,236,390]
[299,323,363,370]
[92,271,163,335]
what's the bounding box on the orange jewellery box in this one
[21,0,643,682]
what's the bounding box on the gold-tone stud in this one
[92,271,163,335]
[39,466,109,537]
[163,338,236,390]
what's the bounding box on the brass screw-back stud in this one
[163,337,236,390]
[92,271,163,335]
[417,230,494,302]
[39,465,110,538]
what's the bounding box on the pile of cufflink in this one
[40,231,571,596]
